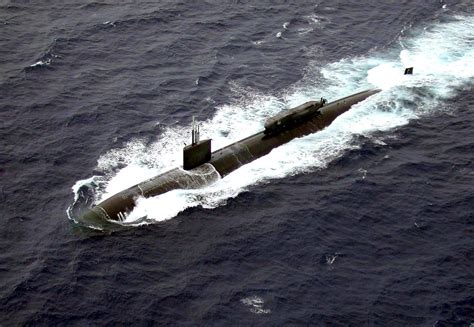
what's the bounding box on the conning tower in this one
[183,117,212,170]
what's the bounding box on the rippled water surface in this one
[1,0,473,325]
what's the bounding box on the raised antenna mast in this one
[191,116,201,145]
[191,116,195,145]
[196,121,200,143]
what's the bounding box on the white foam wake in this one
[71,15,474,225]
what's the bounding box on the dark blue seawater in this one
[1,0,473,325]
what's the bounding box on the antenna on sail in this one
[197,120,200,143]
[191,116,200,145]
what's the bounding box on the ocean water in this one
[1,0,473,325]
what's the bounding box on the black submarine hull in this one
[81,89,380,224]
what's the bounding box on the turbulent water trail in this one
[69,16,474,226]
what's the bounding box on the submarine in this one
[81,68,412,224]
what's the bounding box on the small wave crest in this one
[241,296,271,314]
[26,39,62,70]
